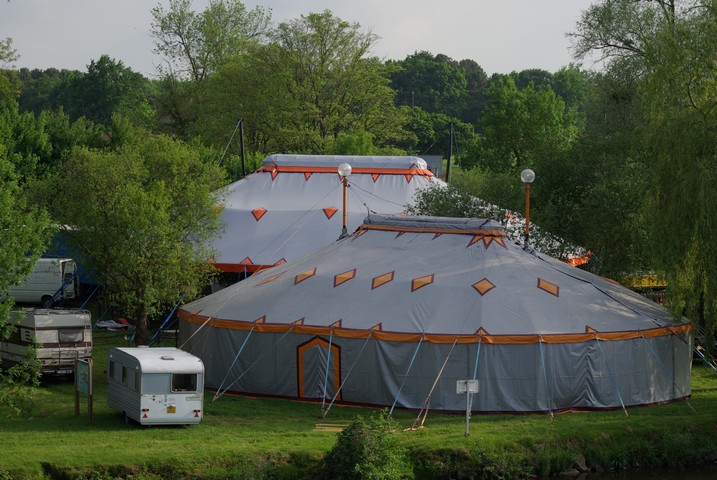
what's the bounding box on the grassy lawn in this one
[1,330,717,479]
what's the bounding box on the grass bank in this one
[1,331,717,479]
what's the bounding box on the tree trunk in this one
[133,303,150,346]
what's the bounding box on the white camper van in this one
[107,347,204,426]
[6,258,80,306]
[0,308,92,376]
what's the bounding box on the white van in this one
[0,308,92,376]
[107,347,204,426]
[6,258,80,306]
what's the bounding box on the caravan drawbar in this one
[107,347,204,425]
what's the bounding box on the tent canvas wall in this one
[211,155,441,273]
[179,215,692,413]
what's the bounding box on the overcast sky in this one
[1,0,598,77]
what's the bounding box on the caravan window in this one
[171,374,197,392]
[121,366,128,386]
[58,329,83,343]
[109,360,115,380]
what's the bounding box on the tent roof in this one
[183,215,687,343]
[212,155,441,272]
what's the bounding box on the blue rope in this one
[594,338,627,416]
[639,332,692,406]
[468,339,482,411]
[150,291,188,345]
[538,336,554,418]
[389,336,423,416]
[321,328,334,413]
[218,326,296,398]
[323,333,373,417]
[214,325,256,400]
[79,283,100,310]
[471,340,482,380]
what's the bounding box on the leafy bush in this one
[321,409,412,480]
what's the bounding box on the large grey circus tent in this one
[211,154,442,273]
[178,215,693,413]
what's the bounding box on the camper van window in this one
[109,360,115,380]
[135,372,140,392]
[171,373,197,392]
[58,328,83,344]
[121,366,128,386]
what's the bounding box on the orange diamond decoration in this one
[537,278,560,297]
[472,278,496,296]
[411,274,434,292]
[371,271,394,290]
[323,207,338,219]
[334,269,356,287]
[257,272,283,285]
[252,208,267,221]
[294,268,317,285]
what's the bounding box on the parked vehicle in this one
[4,258,80,306]
[107,347,204,425]
[0,308,92,376]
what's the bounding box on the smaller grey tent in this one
[179,215,692,413]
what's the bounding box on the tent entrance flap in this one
[297,336,341,400]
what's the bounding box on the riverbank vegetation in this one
[0,332,716,479]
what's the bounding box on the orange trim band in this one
[258,166,434,177]
[213,263,274,273]
[178,311,692,345]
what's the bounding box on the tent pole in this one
[594,337,628,417]
[389,336,424,417]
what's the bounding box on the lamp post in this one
[338,163,352,239]
[520,168,535,249]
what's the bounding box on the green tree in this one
[53,55,152,127]
[33,125,227,345]
[16,68,73,115]
[0,102,52,181]
[0,152,52,415]
[0,38,20,104]
[476,76,579,173]
[151,0,271,82]
[321,410,411,480]
[572,0,717,346]
[201,10,409,154]
[388,51,468,119]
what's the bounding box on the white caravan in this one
[5,258,80,306]
[0,308,92,376]
[107,347,204,426]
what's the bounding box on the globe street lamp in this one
[520,168,535,249]
[338,163,352,239]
